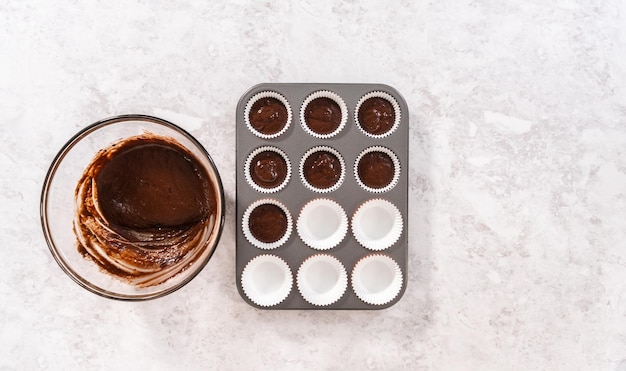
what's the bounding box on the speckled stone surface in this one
[2,1,626,370]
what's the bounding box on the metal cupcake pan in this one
[236,83,408,309]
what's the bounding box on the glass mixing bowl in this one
[40,114,225,300]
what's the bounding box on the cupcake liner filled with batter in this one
[299,146,346,193]
[245,146,291,193]
[242,199,293,250]
[354,146,401,193]
[245,91,292,139]
[354,91,401,139]
[299,90,348,139]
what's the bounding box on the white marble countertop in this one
[2,1,626,370]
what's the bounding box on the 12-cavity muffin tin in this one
[236,83,408,310]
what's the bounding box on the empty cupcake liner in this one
[351,198,403,251]
[299,90,348,139]
[354,146,401,193]
[242,199,293,250]
[354,91,401,139]
[241,254,293,307]
[297,198,348,250]
[299,146,346,193]
[351,254,403,306]
[297,254,348,306]
[245,91,292,139]
[244,146,292,193]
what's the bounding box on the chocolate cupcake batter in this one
[74,134,218,287]
[358,97,395,135]
[250,150,287,189]
[304,97,342,135]
[248,204,288,243]
[303,151,342,189]
[357,151,395,189]
[249,97,288,135]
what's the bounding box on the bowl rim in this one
[40,114,226,301]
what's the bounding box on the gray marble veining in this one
[1,1,625,370]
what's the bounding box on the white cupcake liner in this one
[297,254,348,306]
[245,91,292,139]
[242,199,293,250]
[299,90,348,139]
[244,146,291,193]
[299,146,346,193]
[354,91,401,139]
[296,198,348,250]
[351,254,403,306]
[354,146,401,193]
[351,198,403,251]
[241,254,293,307]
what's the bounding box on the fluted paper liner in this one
[242,199,293,250]
[299,145,346,193]
[297,254,348,306]
[299,90,348,139]
[241,254,293,307]
[297,198,348,250]
[351,199,403,251]
[351,254,403,306]
[354,146,401,193]
[245,91,292,139]
[354,91,401,139]
[245,146,292,193]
